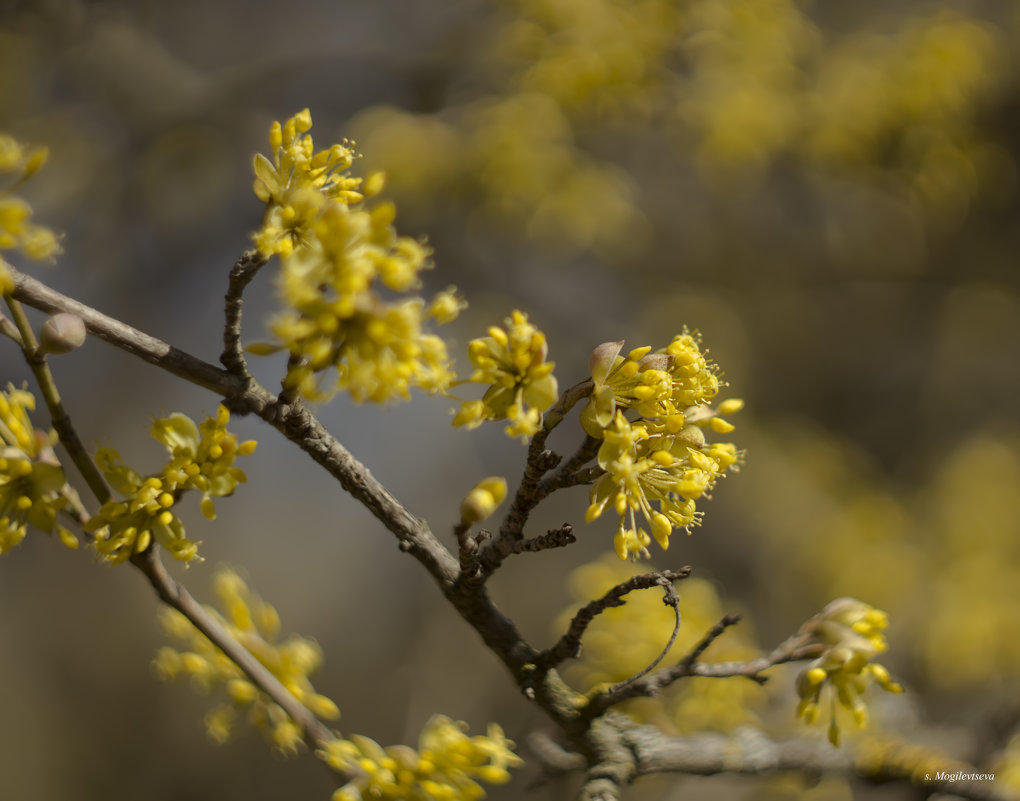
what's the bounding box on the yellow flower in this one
[582,333,741,559]
[453,310,559,441]
[85,473,194,564]
[796,598,903,746]
[86,408,255,563]
[320,715,522,801]
[585,412,739,559]
[152,405,256,519]
[0,384,72,553]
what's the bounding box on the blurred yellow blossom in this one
[155,568,339,754]
[350,1,1006,266]
[1,132,61,291]
[795,598,903,746]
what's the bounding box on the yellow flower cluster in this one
[152,405,256,519]
[320,715,522,801]
[558,555,765,732]
[453,310,558,441]
[582,336,741,559]
[0,384,74,553]
[796,598,903,746]
[155,568,339,754]
[251,110,459,403]
[85,406,255,564]
[1,133,61,292]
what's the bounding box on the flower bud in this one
[38,312,86,355]
[460,476,508,526]
[589,341,623,387]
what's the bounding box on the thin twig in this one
[536,435,601,500]
[536,569,691,673]
[510,523,575,555]
[221,249,268,377]
[609,578,682,693]
[678,613,742,670]
[489,379,593,569]
[0,311,23,343]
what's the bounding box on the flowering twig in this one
[5,291,346,770]
[585,630,822,716]
[9,263,547,709]
[131,548,346,764]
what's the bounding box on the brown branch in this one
[10,265,553,720]
[488,379,593,570]
[625,724,1011,801]
[536,435,602,499]
[10,266,243,397]
[511,523,576,554]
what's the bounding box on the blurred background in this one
[1,0,1019,798]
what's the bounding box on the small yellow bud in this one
[717,398,745,415]
[459,476,508,526]
[709,417,735,433]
